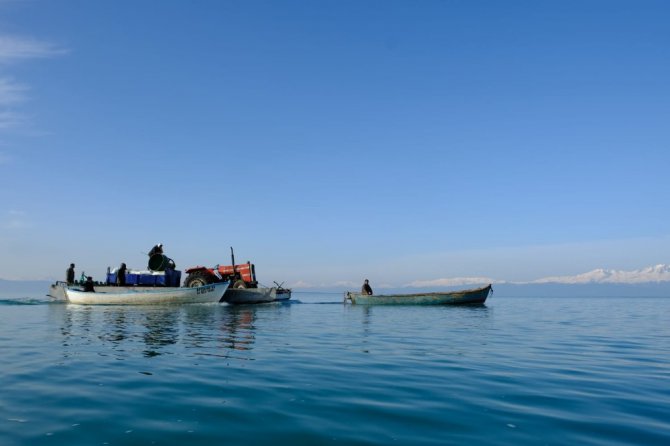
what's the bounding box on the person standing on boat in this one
[66,263,75,285]
[83,276,95,292]
[148,243,163,257]
[116,262,127,286]
[361,279,373,295]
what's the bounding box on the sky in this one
[0,0,668,287]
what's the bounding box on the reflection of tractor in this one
[183,247,258,289]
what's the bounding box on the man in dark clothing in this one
[66,263,75,285]
[148,243,163,257]
[83,276,95,292]
[361,279,373,295]
[117,263,127,286]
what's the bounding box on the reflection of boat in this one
[345,284,492,305]
[223,287,292,305]
[65,282,229,305]
[222,308,256,351]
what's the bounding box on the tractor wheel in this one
[185,271,212,288]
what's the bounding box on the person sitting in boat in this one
[233,273,247,289]
[116,262,127,286]
[66,263,75,285]
[361,279,373,295]
[83,276,95,292]
[148,243,163,257]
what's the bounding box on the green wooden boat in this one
[345,284,492,305]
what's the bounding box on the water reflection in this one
[51,303,269,361]
[182,304,219,349]
[346,303,493,354]
[141,308,179,357]
[361,306,372,353]
[221,306,256,352]
[101,308,128,343]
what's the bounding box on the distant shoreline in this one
[1,279,669,298]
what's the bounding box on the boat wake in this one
[0,297,54,305]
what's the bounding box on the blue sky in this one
[0,0,668,286]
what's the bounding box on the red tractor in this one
[183,247,258,289]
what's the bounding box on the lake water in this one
[1,292,669,445]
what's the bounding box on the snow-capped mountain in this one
[531,264,670,284]
[405,264,670,288]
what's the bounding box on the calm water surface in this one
[1,293,669,445]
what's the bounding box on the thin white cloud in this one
[4,209,29,229]
[0,35,66,131]
[0,77,28,104]
[0,36,67,63]
[0,110,24,129]
[0,77,28,130]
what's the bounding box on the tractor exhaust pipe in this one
[230,247,236,280]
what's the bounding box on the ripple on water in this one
[1,296,669,445]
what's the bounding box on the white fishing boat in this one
[48,282,175,301]
[64,282,229,305]
[49,266,182,301]
[222,286,292,305]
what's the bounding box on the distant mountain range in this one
[408,264,670,287]
[528,264,670,284]
[397,264,670,297]
[1,265,670,298]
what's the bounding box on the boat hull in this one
[64,282,229,305]
[346,284,492,305]
[223,287,292,304]
[48,282,177,301]
[274,288,292,301]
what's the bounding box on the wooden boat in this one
[345,284,492,305]
[64,282,229,305]
[223,286,292,305]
